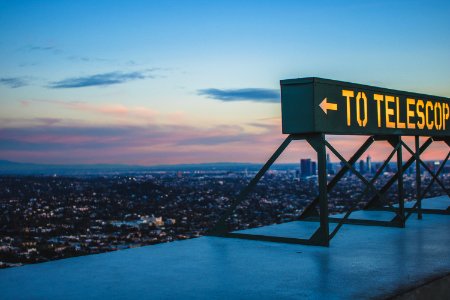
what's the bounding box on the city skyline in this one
[1,1,450,165]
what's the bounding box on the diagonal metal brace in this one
[299,136,375,220]
[209,135,294,234]
[328,142,401,240]
[364,137,433,209]
[405,151,450,220]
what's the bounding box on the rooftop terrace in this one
[1,196,449,299]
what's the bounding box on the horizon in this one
[1,0,449,164]
[0,157,447,171]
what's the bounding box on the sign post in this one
[281,77,449,136]
[210,78,450,246]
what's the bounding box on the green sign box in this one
[280,77,450,136]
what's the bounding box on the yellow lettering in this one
[385,95,395,128]
[417,100,425,129]
[425,101,434,130]
[373,94,384,128]
[444,103,449,130]
[396,97,406,129]
[434,102,442,130]
[342,90,354,126]
[356,92,368,127]
[406,98,416,129]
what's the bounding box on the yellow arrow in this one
[319,98,338,114]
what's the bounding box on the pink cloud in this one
[0,118,447,166]
[66,101,159,120]
[26,99,159,121]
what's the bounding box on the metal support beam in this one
[396,136,405,227]
[401,140,450,198]
[324,140,385,203]
[217,232,321,246]
[405,151,450,220]
[370,137,450,218]
[298,136,374,220]
[315,136,404,235]
[303,135,407,232]
[209,135,294,235]
[208,132,449,247]
[307,134,329,246]
[416,136,422,220]
[328,143,401,240]
[364,138,433,209]
[208,133,331,247]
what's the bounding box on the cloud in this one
[65,55,115,63]
[26,45,57,51]
[34,118,63,126]
[21,44,111,63]
[0,120,447,165]
[176,135,246,146]
[48,71,150,88]
[0,77,28,88]
[0,122,282,164]
[21,44,62,55]
[198,88,280,103]
[29,99,158,121]
[247,122,278,130]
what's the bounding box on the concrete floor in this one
[1,196,449,299]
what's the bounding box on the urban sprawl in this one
[1,158,448,268]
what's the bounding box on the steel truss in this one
[208,134,450,247]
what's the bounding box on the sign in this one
[280,77,450,136]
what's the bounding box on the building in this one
[326,153,333,174]
[311,161,317,176]
[359,160,365,174]
[300,159,312,177]
[366,155,372,174]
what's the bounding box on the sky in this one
[0,0,449,165]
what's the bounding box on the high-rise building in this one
[311,161,317,176]
[326,153,332,174]
[359,160,365,174]
[300,159,312,177]
[366,155,372,174]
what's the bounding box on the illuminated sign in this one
[280,77,450,136]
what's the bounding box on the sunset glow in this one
[1,0,449,165]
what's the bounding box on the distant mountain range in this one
[0,160,299,175]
